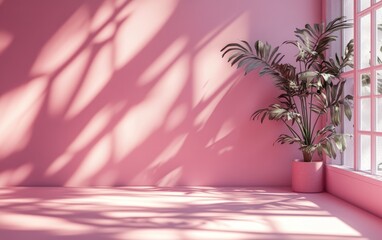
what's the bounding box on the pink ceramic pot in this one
[292,159,324,193]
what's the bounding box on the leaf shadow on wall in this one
[0,0,291,186]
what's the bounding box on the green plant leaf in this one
[343,99,352,121]
[317,124,335,136]
[330,104,341,126]
[276,134,302,145]
[333,134,347,152]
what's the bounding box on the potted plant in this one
[221,17,354,192]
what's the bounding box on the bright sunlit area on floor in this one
[0,187,381,240]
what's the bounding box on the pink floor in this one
[0,187,381,240]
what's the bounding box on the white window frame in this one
[327,0,382,177]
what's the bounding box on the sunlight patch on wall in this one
[0,30,13,55]
[113,56,188,161]
[31,6,90,76]
[190,12,250,130]
[148,134,187,169]
[193,80,233,129]
[48,48,91,116]
[0,172,11,186]
[90,0,120,45]
[192,11,250,106]
[215,119,236,142]
[45,153,73,177]
[112,104,149,162]
[139,36,188,86]
[46,106,112,176]
[7,164,33,185]
[113,0,178,69]
[0,164,32,186]
[141,56,189,122]
[93,22,116,44]
[164,104,188,131]
[205,119,235,147]
[156,167,183,187]
[95,169,118,186]
[0,77,47,159]
[65,42,113,119]
[67,104,112,151]
[218,146,234,155]
[90,0,117,33]
[67,134,112,186]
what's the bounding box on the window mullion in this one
[354,0,360,171]
[371,7,377,174]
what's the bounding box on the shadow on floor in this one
[0,187,380,240]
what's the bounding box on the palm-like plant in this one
[221,17,354,162]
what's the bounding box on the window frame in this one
[338,0,382,176]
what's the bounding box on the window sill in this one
[326,164,382,218]
[327,164,382,187]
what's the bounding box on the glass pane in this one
[360,73,371,96]
[376,98,382,131]
[344,0,354,19]
[377,70,382,95]
[343,77,354,168]
[343,0,354,72]
[360,0,371,11]
[343,0,354,43]
[377,8,382,65]
[359,135,371,172]
[360,98,371,131]
[377,137,382,176]
[343,134,355,168]
[360,14,371,69]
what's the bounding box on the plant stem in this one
[300,96,309,144]
[291,96,305,139]
[299,61,302,73]
[311,113,322,143]
[308,90,314,143]
[282,119,302,141]
[303,149,313,162]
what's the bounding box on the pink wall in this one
[0,0,321,186]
